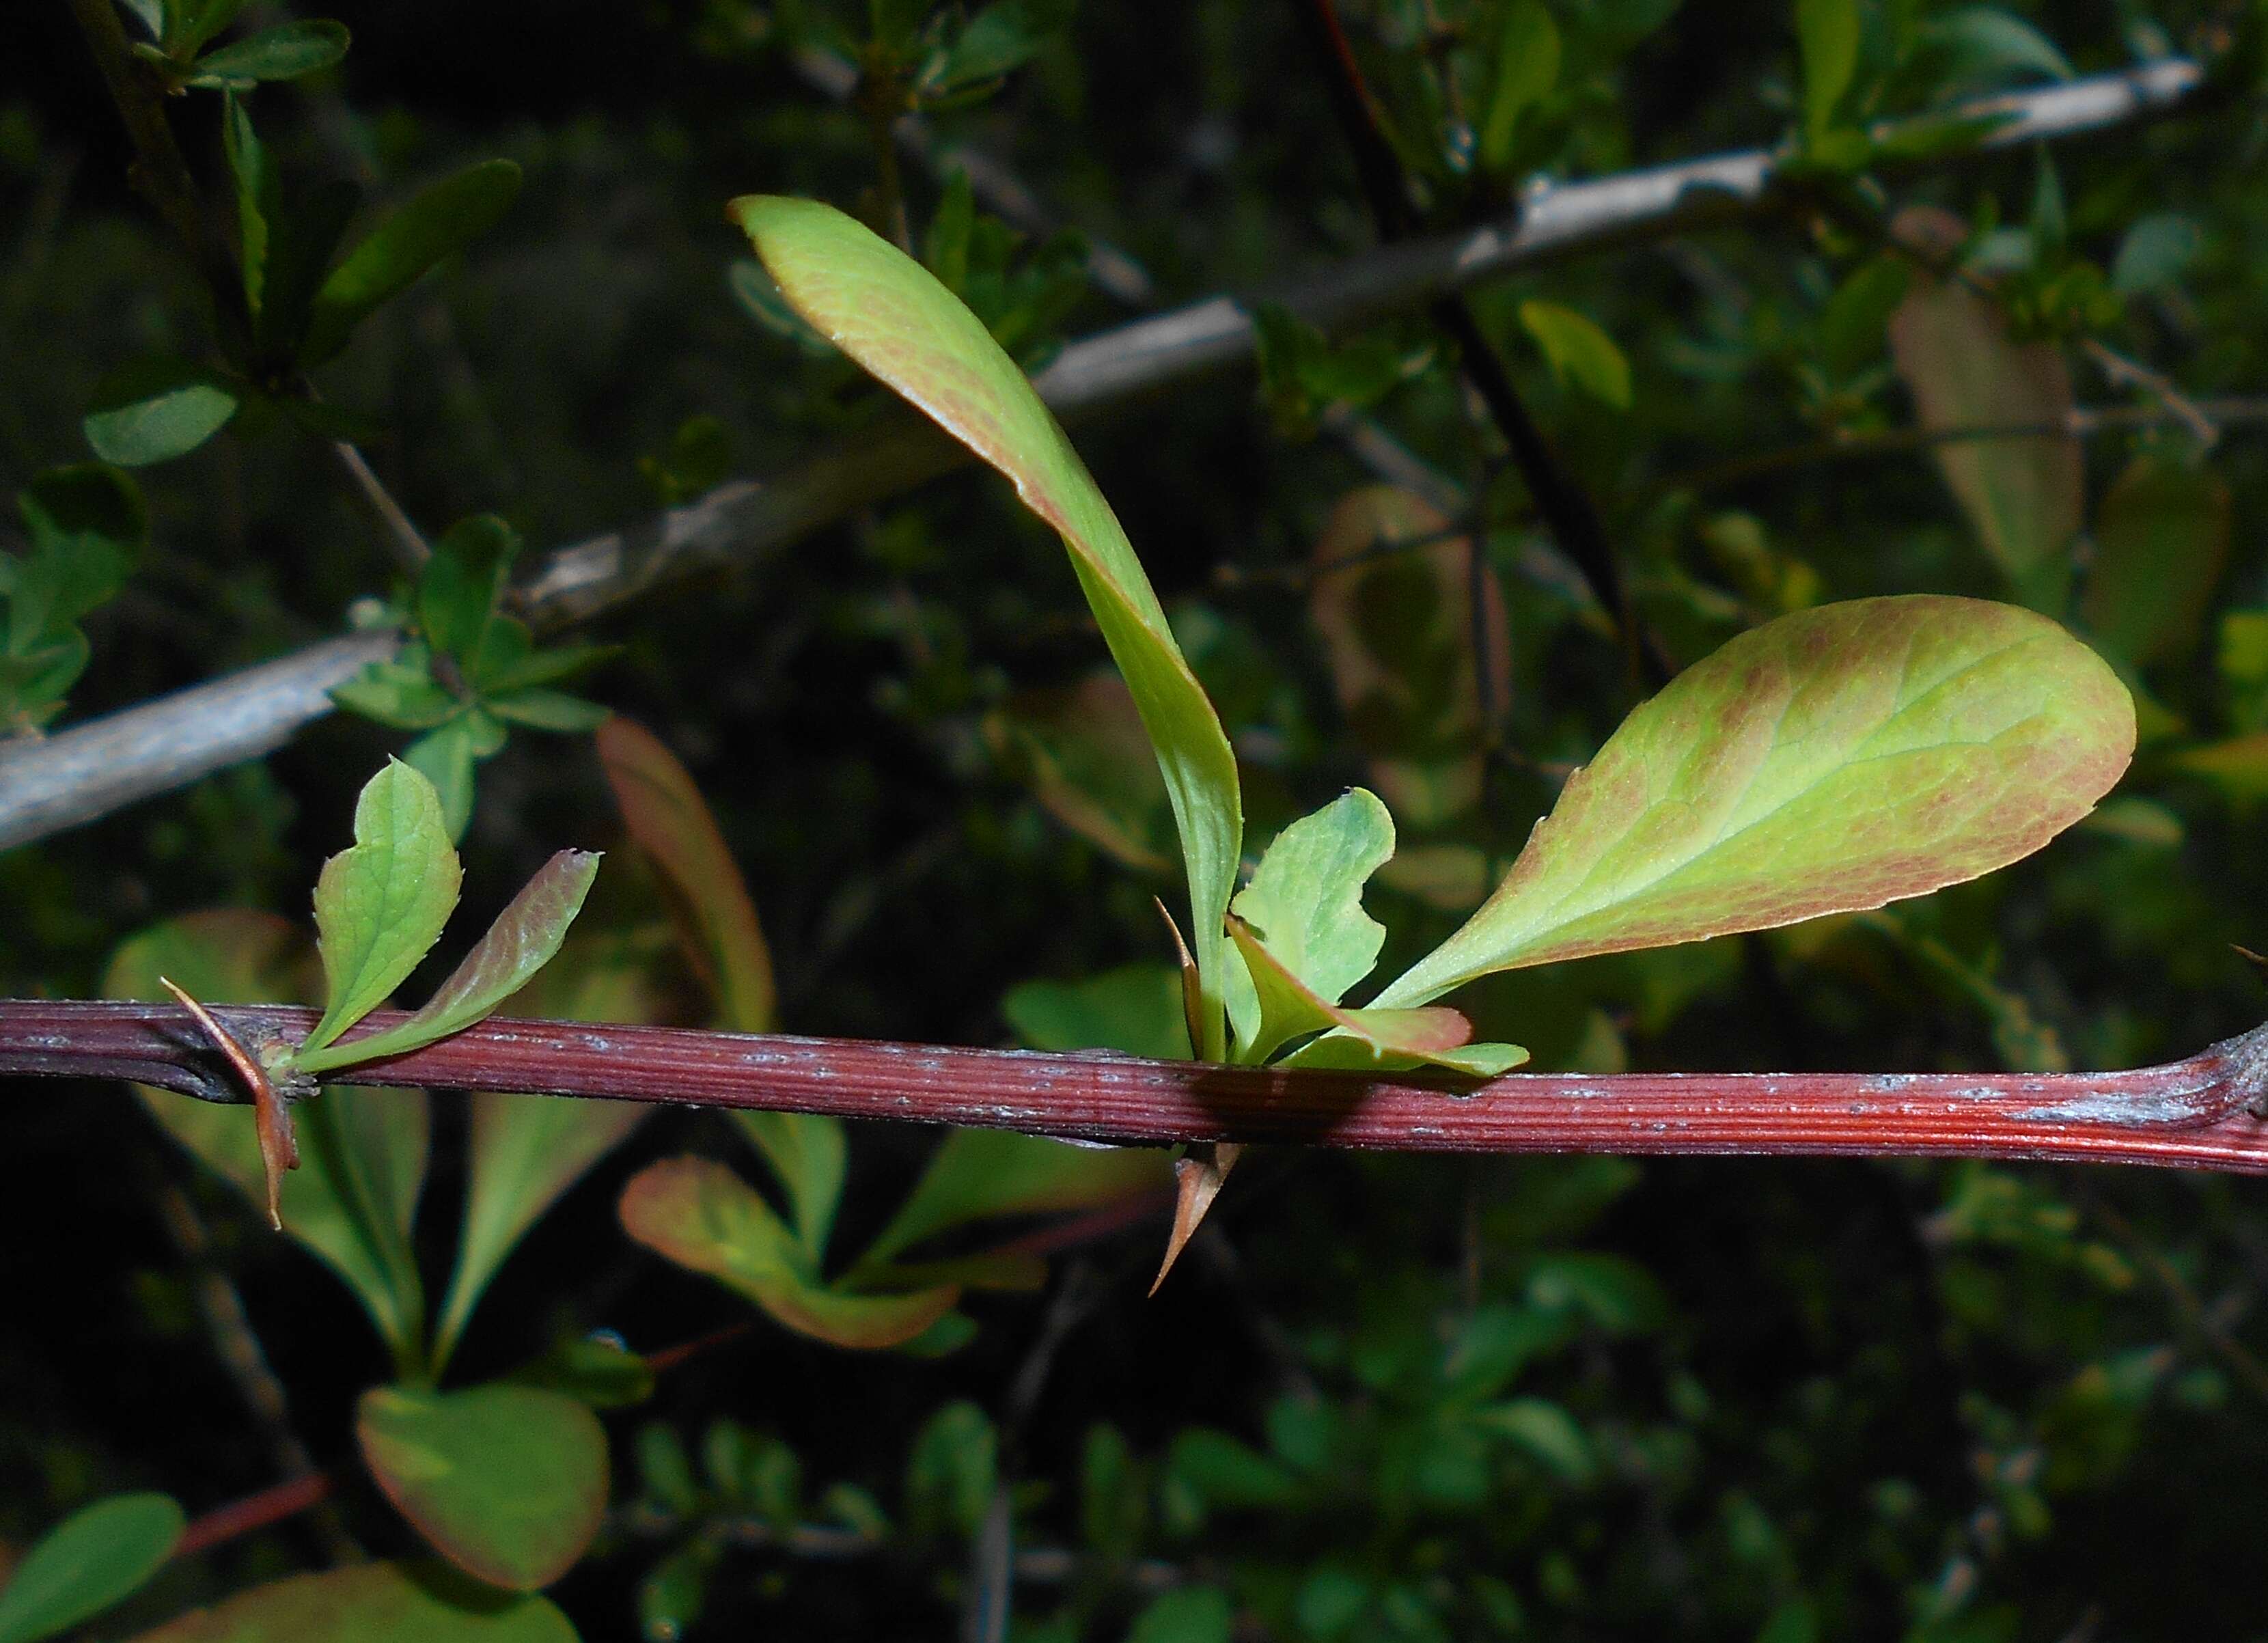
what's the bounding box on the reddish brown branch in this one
[10,1000,2268,1173]
[174,1472,335,1560]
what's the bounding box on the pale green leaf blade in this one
[125,1562,578,1643]
[1231,788,1394,1013]
[858,1129,1170,1271]
[357,1386,608,1592]
[298,849,599,1072]
[82,357,240,467]
[0,1493,183,1643]
[1479,0,1560,171]
[1887,206,2082,605]
[1228,915,1510,1072]
[733,195,1242,1060]
[620,1158,959,1349]
[184,18,349,86]
[1001,963,1192,1060]
[728,1109,847,1260]
[1376,596,2134,1006]
[105,912,429,1361]
[2079,455,2230,667]
[299,761,463,1057]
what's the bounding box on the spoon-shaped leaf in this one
[299,761,462,1058]
[732,195,1242,1060]
[1375,596,2133,1008]
[296,849,600,1073]
[124,1561,577,1643]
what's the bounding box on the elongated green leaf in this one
[187,18,348,86]
[1797,0,1860,138]
[859,1129,1170,1271]
[301,161,523,366]
[727,1110,845,1258]
[1376,596,2134,1006]
[358,1385,607,1592]
[106,911,430,1362]
[2080,455,2230,667]
[126,1562,578,1643]
[734,195,1243,1060]
[620,1158,959,1349]
[83,357,240,467]
[298,849,599,1073]
[1887,206,2082,606]
[299,761,462,1058]
[0,1493,182,1643]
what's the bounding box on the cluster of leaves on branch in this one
[5,0,2268,1638]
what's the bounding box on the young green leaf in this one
[1229,917,1525,1074]
[401,710,506,844]
[1518,301,1631,409]
[2080,456,2230,667]
[1887,206,2082,607]
[419,515,518,661]
[106,911,430,1364]
[297,760,463,1059]
[733,195,1243,1061]
[295,848,600,1073]
[0,1493,183,1643]
[1374,596,2134,1007]
[122,1562,577,1643]
[300,160,524,366]
[83,357,241,467]
[357,1385,608,1592]
[620,1158,960,1349]
[185,18,349,87]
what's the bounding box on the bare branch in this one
[0,58,2209,852]
[13,999,2268,1175]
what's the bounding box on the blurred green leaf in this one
[1472,1398,1594,1485]
[1797,0,1859,139]
[0,1493,183,1643]
[921,0,1075,94]
[401,711,507,844]
[984,671,1177,875]
[1918,8,2072,93]
[1480,1,1560,171]
[186,19,349,87]
[620,1157,959,1349]
[358,1385,609,1591]
[904,1403,996,1537]
[126,1562,577,1643]
[1377,598,2134,1006]
[2081,455,2230,667]
[301,160,523,365]
[508,1334,653,1409]
[1518,300,1631,409]
[419,516,518,662]
[83,357,241,466]
[1002,963,1191,1060]
[1126,1586,1233,1643]
[2110,215,2204,298]
[859,1128,1170,1270]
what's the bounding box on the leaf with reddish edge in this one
[595,716,844,1255]
[1375,596,2135,1009]
[106,913,430,1365]
[125,1561,577,1642]
[1309,488,1508,831]
[2080,455,2230,667]
[1228,917,1524,1074]
[620,1158,959,1349]
[1887,205,2082,607]
[296,850,602,1073]
[357,1386,607,1592]
[594,716,775,1032]
[734,195,1243,1062]
[0,1492,182,1643]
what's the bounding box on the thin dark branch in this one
[174,1472,336,1561]
[12,999,2268,1174]
[0,58,2209,851]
